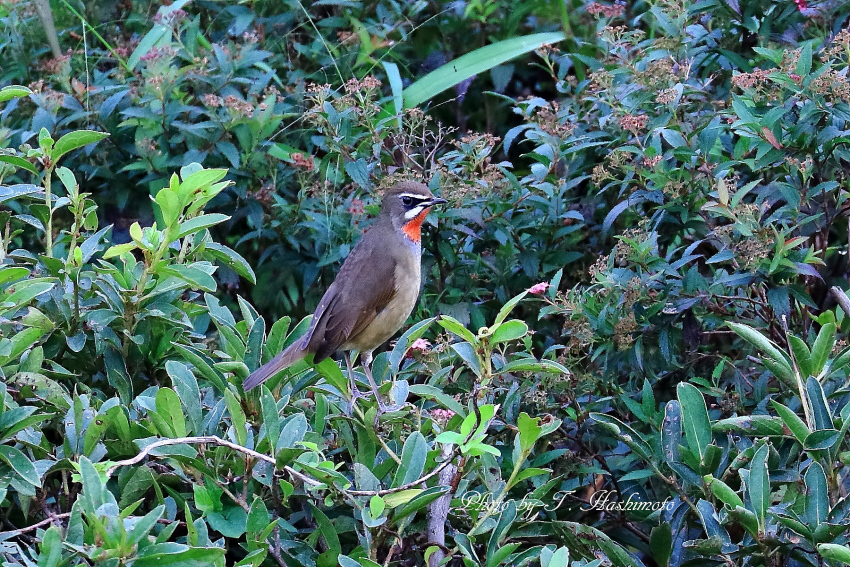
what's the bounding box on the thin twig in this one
[0,512,71,539]
[106,435,459,496]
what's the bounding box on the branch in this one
[106,435,458,497]
[0,512,71,539]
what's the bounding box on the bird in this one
[242,181,446,412]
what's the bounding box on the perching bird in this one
[242,182,446,411]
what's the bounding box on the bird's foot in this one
[377,400,405,413]
[346,388,365,416]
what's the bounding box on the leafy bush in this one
[4,0,850,566]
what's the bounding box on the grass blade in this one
[403,32,565,108]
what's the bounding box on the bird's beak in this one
[427,198,448,206]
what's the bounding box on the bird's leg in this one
[361,351,404,416]
[344,351,363,416]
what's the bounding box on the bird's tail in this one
[242,340,308,390]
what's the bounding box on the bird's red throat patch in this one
[402,208,431,243]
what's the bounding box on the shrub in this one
[4,0,850,566]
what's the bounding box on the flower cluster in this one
[153,9,187,26]
[730,69,772,90]
[655,87,679,104]
[346,199,365,216]
[290,153,315,171]
[619,114,649,134]
[586,1,626,18]
[431,409,456,426]
[535,102,575,137]
[203,94,223,108]
[140,46,177,63]
[223,95,255,116]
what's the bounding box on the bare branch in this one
[106,435,458,497]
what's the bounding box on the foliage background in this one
[3,0,850,566]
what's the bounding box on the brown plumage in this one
[242,182,445,403]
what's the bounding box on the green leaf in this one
[369,495,385,518]
[155,387,187,438]
[264,316,292,359]
[276,413,307,450]
[389,317,436,374]
[729,505,760,537]
[393,432,428,487]
[807,377,833,431]
[493,290,530,328]
[726,322,794,380]
[545,547,570,567]
[704,474,744,509]
[203,242,257,284]
[51,131,109,163]
[770,400,809,443]
[314,357,349,397]
[805,462,829,526]
[517,412,542,454]
[246,497,271,540]
[382,61,404,122]
[0,444,40,486]
[819,543,850,565]
[309,504,341,555]
[171,343,227,394]
[155,188,181,227]
[0,85,32,103]
[206,504,248,538]
[166,361,203,436]
[796,41,813,76]
[650,523,672,567]
[438,315,478,346]
[103,242,137,259]
[1,279,55,316]
[749,443,770,530]
[486,500,517,565]
[804,428,840,450]
[404,33,565,108]
[128,505,165,546]
[37,526,62,567]
[498,358,569,374]
[491,320,529,344]
[133,544,226,566]
[128,24,171,70]
[79,457,105,514]
[590,413,653,461]
[393,486,448,519]
[0,155,38,176]
[678,383,712,461]
[661,400,681,465]
[712,415,786,437]
[176,214,231,240]
[158,264,217,292]
[788,335,812,379]
[180,167,228,196]
[408,384,466,417]
[811,323,836,377]
[260,386,280,456]
[224,390,248,447]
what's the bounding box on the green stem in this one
[58,0,132,72]
[44,167,54,257]
[460,449,528,545]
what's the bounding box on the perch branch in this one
[106,435,458,497]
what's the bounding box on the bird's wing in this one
[307,229,398,362]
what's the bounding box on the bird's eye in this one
[401,195,414,206]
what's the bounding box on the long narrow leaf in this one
[403,32,565,108]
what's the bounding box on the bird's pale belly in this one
[343,262,421,353]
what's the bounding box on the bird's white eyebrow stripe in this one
[399,193,431,201]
